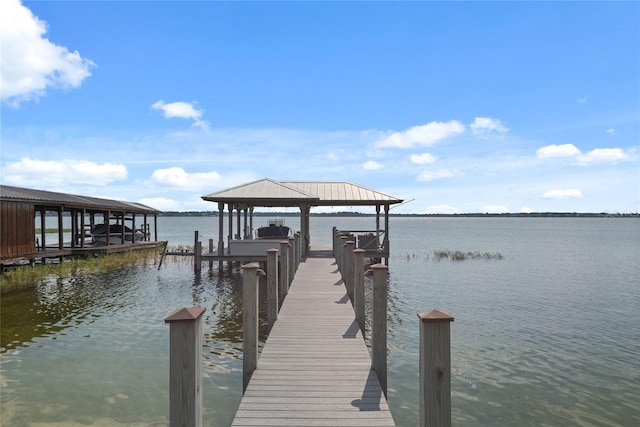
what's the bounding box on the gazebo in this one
[201,178,403,259]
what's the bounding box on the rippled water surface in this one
[1,216,639,426]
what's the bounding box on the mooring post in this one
[294,232,301,271]
[266,249,279,332]
[345,241,355,304]
[332,227,337,257]
[164,306,206,427]
[340,235,348,274]
[279,241,289,304]
[288,236,295,285]
[194,231,201,273]
[371,263,388,397]
[208,239,214,269]
[418,309,454,427]
[335,232,343,270]
[354,248,365,336]
[242,263,262,394]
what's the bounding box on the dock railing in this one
[166,227,453,427]
[333,226,388,260]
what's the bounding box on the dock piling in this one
[193,231,201,273]
[345,241,355,304]
[164,306,206,427]
[418,309,454,427]
[339,235,348,274]
[371,263,388,397]
[353,248,365,336]
[242,263,262,394]
[288,236,295,286]
[266,248,279,332]
[279,241,289,305]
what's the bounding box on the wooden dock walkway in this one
[231,248,395,426]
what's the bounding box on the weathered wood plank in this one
[235,410,392,419]
[232,419,395,427]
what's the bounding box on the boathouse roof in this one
[0,185,161,214]
[201,178,403,207]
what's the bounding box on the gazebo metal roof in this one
[201,178,403,207]
[0,185,161,214]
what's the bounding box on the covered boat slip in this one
[0,185,162,267]
[201,179,403,262]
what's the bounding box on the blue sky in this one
[1,1,638,213]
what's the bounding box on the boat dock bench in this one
[231,248,395,426]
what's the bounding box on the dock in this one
[231,248,395,426]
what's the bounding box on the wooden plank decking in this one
[232,249,395,426]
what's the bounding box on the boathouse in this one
[201,178,403,261]
[0,185,161,267]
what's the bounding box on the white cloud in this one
[375,120,465,148]
[137,197,182,211]
[363,160,383,170]
[410,153,438,165]
[543,189,583,199]
[425,205,460,214]
[483,205,509,213]
[150,167,221,190]
[536,143,582,159]
[2,158,127,186]
[151,100,210,130]
[605,128,616,135]
[0,0,95,106]
[520,206,535,213]
[416,169,455,182]
[577,148,633,165]
[537,144,635,166]
[470,117,509,137]
[576,97,587,104]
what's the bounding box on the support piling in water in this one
[193,231,201,273]
[242,263,262,394]
[345,241,355,304]
[371,263,388,397]
[279,241,289,305]
[266,248,279,332]
[288,236,295,286]
[418,309,454,427]
[165,306,206,427]
[353,248,365,336]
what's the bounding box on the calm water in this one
[1,217,639,426]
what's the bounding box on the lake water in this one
[1,216,639,426]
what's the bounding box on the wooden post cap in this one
[354,249,365,254]
[241,263,260,270]
[266,248,279,253]
[417,309,454,322]
[371,263,388,270]
[164,307,206,323]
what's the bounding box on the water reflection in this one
[1,272,123,353]
[0,258,264,426]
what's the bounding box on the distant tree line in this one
[159,211,638,218]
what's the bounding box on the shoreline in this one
[158,211,639,218]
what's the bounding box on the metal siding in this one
[1,201,36,259]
